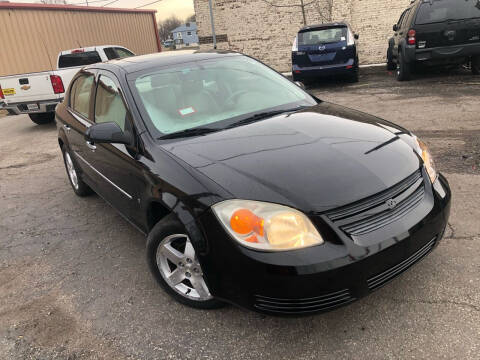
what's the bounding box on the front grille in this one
[326,169,425,236]
[367,237,436,291]
[254,289,355,314]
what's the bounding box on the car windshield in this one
[298,27,347,45]
[130,55,317,137]
[416,0,480,24]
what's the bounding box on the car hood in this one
[161,102,421,213]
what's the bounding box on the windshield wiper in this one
[225,107,307,129]
[159,127,219,140]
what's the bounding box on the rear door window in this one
[298,27,347,45]
[94,75,128,131]
[114,48,135,58]
[104,48,119,60]
[58,51,102,68]
[400,9,411,29]
[70,74,94,118]
[416,0,480,24]
[396,10,407,29]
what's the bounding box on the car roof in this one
[90,50,241,74]
[299,22,350,32]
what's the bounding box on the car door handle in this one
[63,124,71,132]
[86,141,97,152]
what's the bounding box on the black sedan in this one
[56,51,451,315]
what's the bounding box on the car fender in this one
[144,195,212,255]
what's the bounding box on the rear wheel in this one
[147,215,225,310]
[396,52,411,81]
[387,48,396,71]
[472,56,480,75]
[29,112,54,125]
[348,69,359,83]
[61,146,93,197]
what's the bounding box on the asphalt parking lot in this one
[1,68,479,359]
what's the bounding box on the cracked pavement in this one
[1,68,479,359]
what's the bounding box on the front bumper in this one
[197,173,451,315]
[292,59,357,80]
[1,98,62,115]
[405,42,480,63]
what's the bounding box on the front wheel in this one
[472,56,480,75]
[396,52,411,81]
[146,215,225,310]
[29,112,54,125]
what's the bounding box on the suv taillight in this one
[407,29,416,45]
[50,75,65,94]
[0,85,4,99]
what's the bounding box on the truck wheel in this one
[472,56,480,75]
[396,52,411,81]
[29,112,54,125]
[387,48,396,71]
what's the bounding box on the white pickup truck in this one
[0,45,134,125]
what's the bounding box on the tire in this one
[387,47,396,71]
[29,112,54,125]
[61,145,93,197]
[348,69,359,83]
[146,215,225,310]
[396,51,411,81]
[472,56,480,75]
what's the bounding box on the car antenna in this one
[40,36,55,71]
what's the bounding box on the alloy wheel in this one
[156,234,213,301]
[65,152,79,190]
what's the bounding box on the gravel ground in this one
[0,67,479,360]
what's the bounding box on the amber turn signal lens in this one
[230,209,264,236]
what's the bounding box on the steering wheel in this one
[225,90,251,107]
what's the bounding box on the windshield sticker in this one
[178,107,196,116]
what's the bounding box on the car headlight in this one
[413,136,437,183]
[212,200,324,251]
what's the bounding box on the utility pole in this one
[300,0,306,26]
[208,0,217,49]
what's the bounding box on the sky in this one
[11,0,195,22]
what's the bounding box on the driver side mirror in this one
[85,122,133,146]
[354,34,359,40]
[393,24,398,32]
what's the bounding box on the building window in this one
[187,31,192,36]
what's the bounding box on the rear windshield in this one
[416,0,480,24]
[298,27,347,45]
[58,51,102,69]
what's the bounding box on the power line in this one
[134,0,163,9]
[102,0,120,6]
[68,0,111,5]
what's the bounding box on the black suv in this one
[387,0,480,81]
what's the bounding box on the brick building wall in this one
[193,0,410,72]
